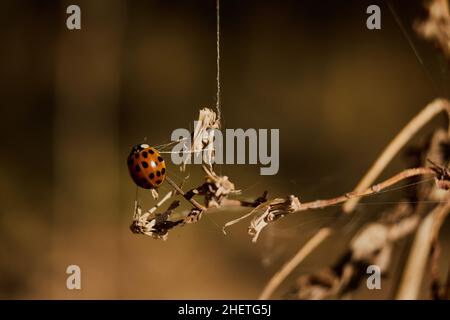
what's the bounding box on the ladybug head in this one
[131,143,150,154]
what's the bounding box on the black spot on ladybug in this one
[149,173,155,179]
[155,179,162,185]
[149,149,155,154]
[161,168,166,175]
[142,151,148,158]
[156,170,161,177]
[157,156,163,162]
[134,153,139,159]
[135,165,140,172]
[142,161,148,168]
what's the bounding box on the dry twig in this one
[395,201,450,299]
[259,227,332,300]
[343,98,450,213]
[257,97,450,299]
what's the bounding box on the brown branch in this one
[343,98,450,213]
[295,167,435,213]
[430,194,450,299]
[257,166,439,299]
[430,240,442,299]
[258,227,332,300]
[165,176,207,212]
[396,199,450,299]
[259,99,450,299]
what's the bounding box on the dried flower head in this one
[415,0,450,57]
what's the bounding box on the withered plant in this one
[130,0,450,300]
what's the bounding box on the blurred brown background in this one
[0,0,449,299]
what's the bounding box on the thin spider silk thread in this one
[216,0,221,122]
[158,2,221,167]
[387,1,442,96]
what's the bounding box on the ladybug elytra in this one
[127,143,166,189]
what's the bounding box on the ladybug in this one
[127,143,166,189]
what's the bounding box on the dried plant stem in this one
[295,167,435,213]
[150,191,173,213]
[259,227,332,300]
[396,210,436,299]
[396,200,450,299]
[430,240,442,299]
[431,197,450,240]
[344,98,450,213]
[429,195,450,298]
[139,190,174,221]
[258,166,436,299]
[165,176,207,211]
[258,99,449,299]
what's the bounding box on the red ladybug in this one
[127,143,166,189]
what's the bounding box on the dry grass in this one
[129,0,450,300]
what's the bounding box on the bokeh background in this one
[0,0,449,299]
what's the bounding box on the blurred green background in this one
[0,0,449,299]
